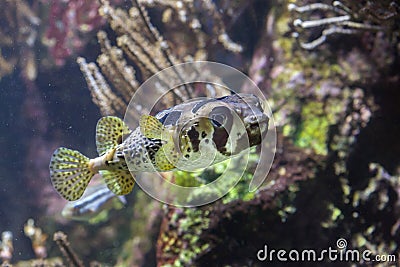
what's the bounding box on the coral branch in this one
[53,231,84,267]
[77,57,127,116]
[79,0,241,116]
[289,1,390,49]
[24,219,48,259]
[0,231,13,264]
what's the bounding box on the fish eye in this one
[209,106,231,128]
[210,114,225,127]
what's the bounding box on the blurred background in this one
[0,0,399,266]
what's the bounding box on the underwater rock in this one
[156,134,323,266]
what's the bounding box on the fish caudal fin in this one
[49,147,95,201]
[100,170,135,195]
[96,116,131,156]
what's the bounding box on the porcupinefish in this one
[49,94,269,201]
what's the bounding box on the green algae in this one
[158,150,263,266]
[115,190,160,266]
[174,170,203,187]
[160,208,211,267]
[171,147,260,205]
[294,101,329,155]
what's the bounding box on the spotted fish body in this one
[50,94,269,201]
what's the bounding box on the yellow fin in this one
[100,170,135,195]
[155,142,179,171]
[96,116,131,156]
[139,115,167,140]
[49,147,94,201]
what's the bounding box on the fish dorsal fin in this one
[96,116,131,156]
[155,142,179,171]
[139,115,167,140]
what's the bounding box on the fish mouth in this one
[231,113,269,155]
[245,113,269,147]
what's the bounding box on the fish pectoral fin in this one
[139,115,167,140]
[49,147,95,201]
[155,142,179,171]
[100,170,135,195]
[96,116,131,156]
[140,114,179,170]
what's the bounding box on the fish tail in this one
[49,147,95,201]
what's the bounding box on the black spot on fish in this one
[209,106,233,130]
[117,152,125,159]
[119,133,130,144]
[187,127,200,152]
[159,110,182,126]
[216,95,230,100]
[144,139,162,164]
[212,127,230,156]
